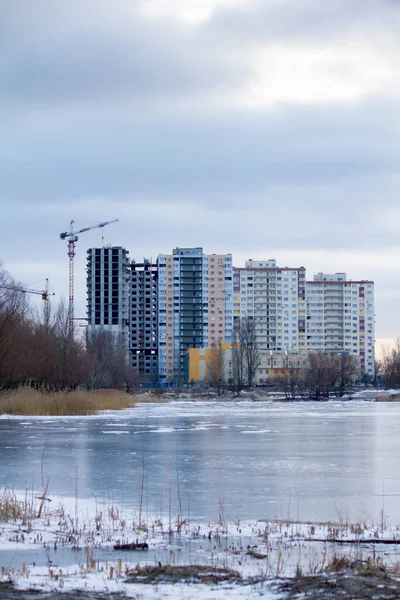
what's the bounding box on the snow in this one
[11,569,281,600]
[1,489,400,598]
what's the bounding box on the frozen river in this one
[1,399,400,526]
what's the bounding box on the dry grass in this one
[126,565,242,584]
[325,554,352,573]
[0,387,162,416]
[376,394,400,402]
[0,487,35,522]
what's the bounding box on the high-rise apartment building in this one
[86,247,130,354]
[233,259,306,352]
[306,273,375,376]
[86,247,376,382]
[157,248,233,382]
[129,260,158,380]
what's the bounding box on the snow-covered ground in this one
[1,489,400,598]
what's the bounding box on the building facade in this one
[233,259,306,353]
[86,246,130,354]
[187,344,231,383]
[231,262,375,378]
[305,273,375,376]
[157,248,233,382]
[187,345,308,386]
[129,260,158,380]
[86,248,376,382]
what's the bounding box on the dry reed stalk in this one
[0,387,163,416]
[0,486,36,522]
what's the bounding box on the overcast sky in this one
[1,0,399,351]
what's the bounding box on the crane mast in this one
[60,219,118,328]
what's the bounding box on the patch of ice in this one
[241,429,272,434]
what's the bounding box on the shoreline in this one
[1,489,400,598]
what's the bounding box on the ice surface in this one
[1,396,400,596]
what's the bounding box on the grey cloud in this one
[204,0,400,45]
[1,99,399,204]
[3,0,398,115]
[0,1,247,108]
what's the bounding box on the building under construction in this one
[86,246,130,360]
[86,248,159,380]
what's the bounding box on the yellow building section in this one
[187,344,231,383]
[268,367,303,377]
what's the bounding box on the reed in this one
[0,486,36,522]
[0,387,161,416]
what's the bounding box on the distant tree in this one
[336,353,360,397]
[302,351,359,399]
[381,340,400,389]
[240,317,260,387]
[208,342,224,396]
[86,329,135,390]
[52,299,87,390]
[303,351,338,399]
[372,359,381,388]
[231,338,245,396]
[0,262,108,392]
[231,317,260,393]
[0,264,31,390]
[27,301,59,390]
[276,368,303,400]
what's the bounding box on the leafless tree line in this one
[0,263,134,392]
[275,351,361,399]
[209,317,361,398]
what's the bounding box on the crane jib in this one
[59,218,119,327]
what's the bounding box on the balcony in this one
[180,264,202,271]
[180,318,203,324]
[180,296,203,303]
[180,311,203,318]
[180,276,202,283]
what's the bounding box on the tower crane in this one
[59,218,118,326]
[0,279,54,301]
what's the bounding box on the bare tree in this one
[381,339,400,389]
[231,337,245,396]
[302,351,359,399]
[276,368,303,400]
[373,359,381,389]
[240,317,260,387]
[231,317,260,392]
[86,329,135,390]
[337,353,359,397]
[0,264,31,390]
[27,301,59,390]
[208,342,224,396]
[52,299,87,390]
[303,351,339,399]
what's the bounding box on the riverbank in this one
[0,388,163,416]
[1,490,400,598]
[1,386,397,416]
[3,562,400,599]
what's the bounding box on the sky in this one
[1,0,400,353]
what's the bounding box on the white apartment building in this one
[157,248,233,382]
[306,273,375,376]
[233,259,306,353]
